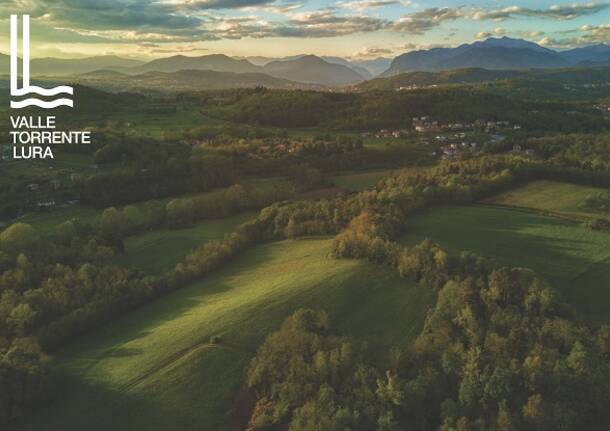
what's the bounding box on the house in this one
[37,199,56,209]
[28,183,40,191]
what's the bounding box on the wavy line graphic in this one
[10,98,74,109]
[11,85,73,97]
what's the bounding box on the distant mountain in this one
[321,56,372,80]
[262,55,366,85]
[383,37,569,76]
[470,37,551,53]
[242,56,276,66]
[351,57,392,77]
[69,69,321,92]
[560,44,610,64]
[132,54,260,74]
[0,53,143,76]
[244,54,373,79]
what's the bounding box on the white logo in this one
[10,14,73,109]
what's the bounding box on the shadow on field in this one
[14,238,440,431]
[405,205,610,321]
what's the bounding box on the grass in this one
[333,169,395,191]
[333,166,427,192]
[13,238,434,431]
[118,212,257,273]
[401,204,610,322]
[18,205,101,233]
[485,180,609,219]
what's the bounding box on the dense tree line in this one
[78,153,236,207]
[241,152,610,430]
[208,87,609,133]
[245,264,610,430]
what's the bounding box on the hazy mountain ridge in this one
[3,37,610,88]
[382,37,610,76]
[383,37,569,75]
[66,68,324,92]
[262,55,365,85]
[0,53,144,76]
[0,52,366,86]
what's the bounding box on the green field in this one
[14,238,433,431]
[333,169,395,191]
[118,212,257,273]
[18,205,101,233]
[402,205,610,322]
[486,180,609,219]
[333,166,427,192]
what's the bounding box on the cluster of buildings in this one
[396,84,439,92]
[413,117,520,134]
[362,116,520,141]
[367,129,410,139]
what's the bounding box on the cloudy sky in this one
[1,0,609,59]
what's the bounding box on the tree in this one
[0,223,40,256]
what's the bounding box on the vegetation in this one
[400,205,610,322]
[2,70,610,431]
[12,239,433,431]
[486,180,609,219]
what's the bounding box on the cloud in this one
[539,23,610,48]
[339,0,407,11]
[350,42,447,58]
[390,3,610,36]
[2,0,609,50]
[471,3,610,22]
[391,7,464,34]
[475,27,507,39]
[350,46,394,58]
[189,10,390,39]
[277,10,390,37]
[176,0,276,10]
[252,2,303,14]
[517,30,545,38]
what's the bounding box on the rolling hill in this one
[357,66,610,91]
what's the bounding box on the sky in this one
[1,0,609,59]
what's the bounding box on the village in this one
[365,116,523,160]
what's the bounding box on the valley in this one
[1,28,610,431]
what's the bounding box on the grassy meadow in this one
[401,204,610,322]
[485,180,609,219]
[118,211,257,273]
[14,238,433,431]
[333,166,427,192]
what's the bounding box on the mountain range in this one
[69,69,322,92]
[2,37,610,88]
[382,37,610,76]
[0,54,144,76]
[0,52,367,86]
